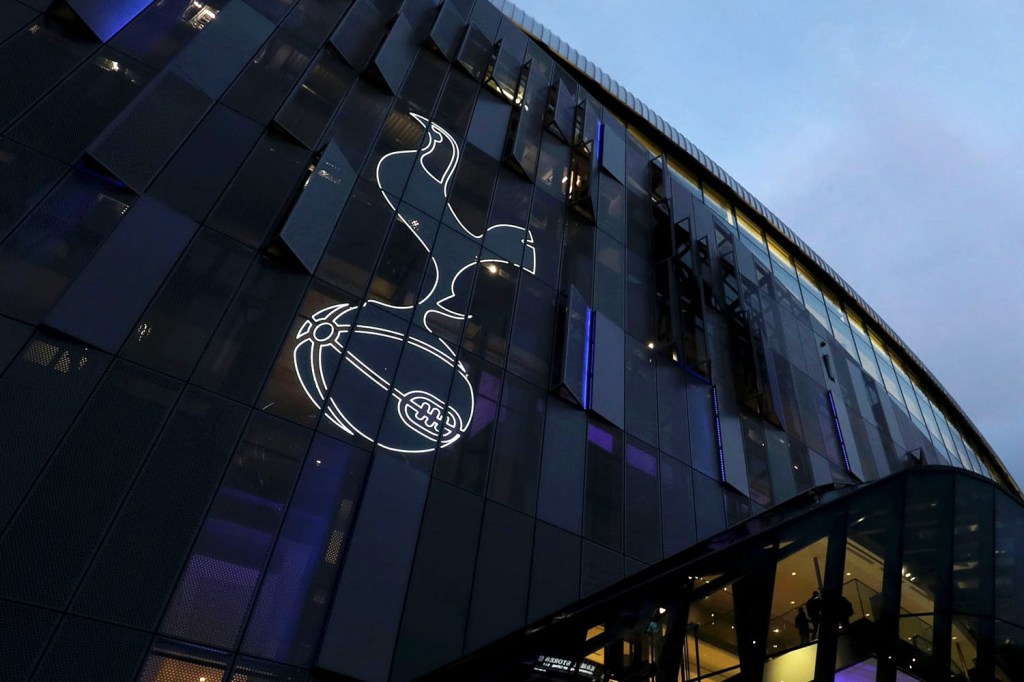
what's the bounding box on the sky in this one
[509,0,1024,485]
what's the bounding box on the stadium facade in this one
[0,1,1019,681]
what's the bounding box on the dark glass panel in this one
[329,0,385,71]
[625,437,661,565]
[952,475,994,614]
[275,49,355,149]
[221,28,316,125]
[462,256,519,365]
[0,600,58,682]
[659,454,695,555]
[434,69,478,139]
[426,0,466,61]
[32,616,149,682]
[466,501,534,650]
[624,133,651,197]
[466,90,513,161]
[583,419,624,552]
[590,312,625,430]
[0,3,34,44]
[0,17,93,130]
[528,522,581,621]
[536,396,587,534]
[326,79,392,171]
[8,47,151,164]
[414,223,481,350]
[0,333,110,528]
[396,49,449,117]
[87,69,212,193]
[560,213,594,301]
[596,173,626,243]
[169,0,274,99]
[900,473,955,671]
[506,275,557,388]
[535,132,569,199]
[626,248,656,342]
[391,481,484,679]
[371,15,418,94]
[317,177,396,298]
[433,351,502,495]
[0,172,133,324]
[282,0,352,49]
[192,256,308,404]
[599,114,626,184]
[160,412,312,649]
[489,167,534,229]
[692,470,726,540]
[241,435,370,666]
[0,315,31,375]
[0,361,180,608]
[581,540,623,597]
[148,104,263,223]
[594,231,625,326]
[456,22,491,81]
[994,620,1024,682]
[207,131,310,248]
[949,615,993,682]
[741,412,774,507]
[618,333,659,446]
[72,387,249,630]
[121,228,252,379]
[487,374,546,513]
[367,203,437,313]
[316,454,430,681]
[995,489,1024,625]
[686,377,718,479]
[448,141,500,238]
[277,142,357,273]
[527,188,565,288]
[0,138,65,243]
[45,196,197,353]
[655,357,690,462]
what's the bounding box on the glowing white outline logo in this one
[293,114,536,454]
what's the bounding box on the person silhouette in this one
[807,591,823,640]
[838,594,854,628]
[795,606,811,645]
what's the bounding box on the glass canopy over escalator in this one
[424,468,1024,682]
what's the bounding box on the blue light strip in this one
[712,385,725,482]
[827,390,852,472]
[581,306,593,409]
[595,119,603,163]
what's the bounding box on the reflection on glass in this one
[684,577,740,680]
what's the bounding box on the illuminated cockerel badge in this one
[294,114,536,454]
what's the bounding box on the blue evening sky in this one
[509,0,1024,485]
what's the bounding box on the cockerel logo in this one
[293,114,536,454]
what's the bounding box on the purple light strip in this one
[582,306,593,409]
[827,390,851,472]
[712,385,725,482]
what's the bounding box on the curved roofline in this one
[489,0,1019,495]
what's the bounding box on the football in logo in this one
[293,114,536,454]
